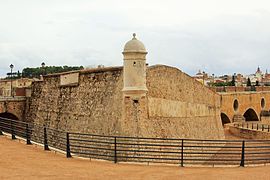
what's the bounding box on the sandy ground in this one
[1,136,270,180]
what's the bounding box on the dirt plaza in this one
[0,136,269,180]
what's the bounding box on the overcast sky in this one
[0,0,270,77]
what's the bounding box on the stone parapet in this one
[226,123,270,139]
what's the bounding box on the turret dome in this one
[123,33,147,53]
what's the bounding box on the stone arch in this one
[0,112,19,134]
[0,112,19,120]
[243,108,259,121]
[221,113,230,126]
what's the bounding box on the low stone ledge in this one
[225,123,270,139]
[0,96,26,102]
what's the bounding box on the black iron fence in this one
[1,117,270,167]
[234,122,270,132]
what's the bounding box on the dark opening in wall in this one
[243,108,259,121]
[221,113,230,126]
[133,99,139,103]
[0,112,19,120]
[233,99,239,112]
[261,98,265,109]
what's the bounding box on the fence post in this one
[114,137,117,163]
[43,126,49,150]
[0,118,3,135]
[240,141,245,167]
[66,132,71,158]
[26,124,31,145]
[262,125,264,131]
[11,120,16,140]
[0,125,3,135]
[247,123,249,129]
[181,139,184,167]
[257,124,259,130]
[268,125,270,132]
[252,123,254,129]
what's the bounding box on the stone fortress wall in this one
[25,34,225,139]
[25,67,124,136]
[25,65,224,139]
[144,65,224,139]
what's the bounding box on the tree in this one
[6,71,19,79]
[21,66,84,78]
[247,77,251,86]
[231,75,236,86]
[255,80,259,86]
[212,82,232,87]
[17,70,21,78]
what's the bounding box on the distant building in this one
[194,66,270,87]
[255,66,263,82]
[262,69,270,86]
[0,78,34,96]
[193,70,212,86]
[245,67,264,86]
[194,70,205,84]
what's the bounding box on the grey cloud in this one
[1,1,270,77]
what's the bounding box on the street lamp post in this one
[10,64,14,97]
[212,73,215,86]
[41,62,45,76]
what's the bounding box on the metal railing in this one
[234,122,270,132]
[1,117,270,167]
[213,86,267,93]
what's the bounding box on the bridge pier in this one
[261,110,270,124]
[232,114,245,123]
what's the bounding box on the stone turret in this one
[122,33,148,99]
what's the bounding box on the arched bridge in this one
[220,91,270,125]
[0,97,26,121]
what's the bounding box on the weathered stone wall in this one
[117,65,225,139]
[139,65,224,139]
[26,65,224,139]
[226,124,270,139]
[262,116,270,124]
[25,67,123,135]
[212,86,270,93]
[0,98,26,120]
